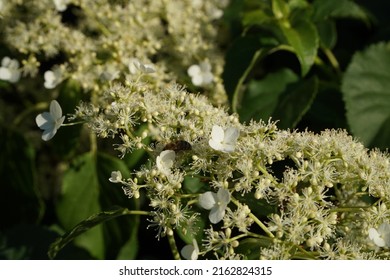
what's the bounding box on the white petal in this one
[199,191,217,210]
[201,72,214,85]
[55,116,66,130]
[378,223,390,246]
[156,150,175,175]
[0,68,11,80]
[224,127,240,144]
[35,112,54,129]
[9,71,21,83]
[217,188,230,205]
[187,65,200,77]
[369,228,386,247]
[181,244,197,260]
[219,143,236,153]
[191,75,203,86]
[1,57,11,67]
[41,128,57,141]
[209,206,224,224]
[199,61,211,72]
[50,100,63,120]
[211,125,224,142]
[109,171,122,183]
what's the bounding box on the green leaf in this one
[48,207,133,259]
[342,42,390,149]
[316,20,337,49]
[238,68,299,122]
[56,152,139,259]
[223,36,263,96]
[223,36,270,112]
[242,9,273,28]
[56,152,103,258]
[235,237,273,260]
[272,0,290,19]
[312,0,370,23]
[273,75,318,129]
[0,125,44,228]
[279,19,319,76]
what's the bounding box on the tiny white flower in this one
[109,171,122,183]
[368,222,390,248]
[187,60,213,86]
[128,58,155,74]
[35,100,65,141]
[0,56,21,83]
[156,150,176,176]
[44,68,63,89]
[181,239,199,260]
[53,0,70,12]
[209,125,240,153]
[199,188,230,224]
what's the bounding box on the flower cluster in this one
[70,68,390,259]
[0,0,228,104]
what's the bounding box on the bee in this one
[163,140,192,152]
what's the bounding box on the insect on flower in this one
[163,140,192,152]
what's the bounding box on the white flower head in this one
[368,222,390,248]
[199,188,230,224]
[209,125,240,153]
[128,58,155,74]
[35,100,65,141]
[0,56,21,83]
[156,150,176,176]
[53,0,70,12]
[44,68,63,89]
[109,171,122,183]
[181,239,199,260]
[187,60,213,87]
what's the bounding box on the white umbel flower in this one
[0,56,21,83]
[109,171,123,183]
[156,150,176,176]
[368,222,390,248]
[44,69,63,89]
[209,125,240,153]
[187,60,213,86]
[35,100,65,141]
[199,188,230,224]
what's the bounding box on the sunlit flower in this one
[0,56,21,83]
[156,150,176,176]
[109,171,122,183]
[53,0,70,12]
[199,188,230,224]
[187,60,213,86]
[368,222,390,248]
[35,100,65,141]
[209,125,240,153]
[128,58,155,74]
[44,68,63,89]
[181,239,199,260]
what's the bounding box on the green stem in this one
[230,197,275,238]
[322,47,341,76]
[231,49,264,113]
[168,233,181,260]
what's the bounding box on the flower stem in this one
[167,233,181,260]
